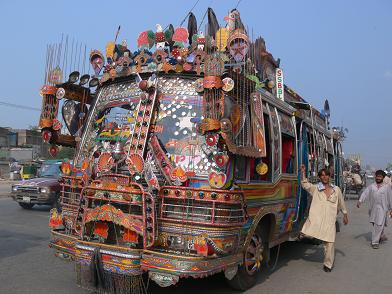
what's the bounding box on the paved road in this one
[0,181,13,198]
[0,183,391,294]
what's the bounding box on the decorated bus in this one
[40,7,344,293]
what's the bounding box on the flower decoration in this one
[172,27,189,48]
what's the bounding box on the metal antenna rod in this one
[179,0,201,26]
[235,0,243,9]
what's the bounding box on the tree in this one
[50,147,75,160]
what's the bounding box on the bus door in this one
[296,121,310,225]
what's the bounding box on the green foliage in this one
[52,147,75,160]
[147,30,155,49]
[147,30,155,41]
[192,34,198,44]
[164,29,173,42]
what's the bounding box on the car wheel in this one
[19,203,35,209]
[226,228,266,291]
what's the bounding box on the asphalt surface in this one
[0,181,391,294]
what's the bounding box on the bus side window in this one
[282,134,295,174]
[327,153,334,177]
[234,156,248,182]
[250,113,272,182]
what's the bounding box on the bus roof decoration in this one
[187,12,198,45]
[207,7,219,38]
[39,7,337,156]
[324,99,330,118]
[89,50,104,76]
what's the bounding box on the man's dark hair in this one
[375,170,386,177]
[318,168,331,178]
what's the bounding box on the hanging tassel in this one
[75,248,147,294]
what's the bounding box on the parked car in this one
[11,160,62,209]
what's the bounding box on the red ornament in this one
[48,145,58,157]
[137,31,149,48]
[214,154,228,168]
[171,48,180,58]
[172,27,189,44]
[206,134,218,147]
[94,222,109,239]
[138,80,148,91]
[52,119,62,131]
[183,63,192,71]
[42,130,52,143]
[155,31,165,43]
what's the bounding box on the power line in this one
[0,101,41,112]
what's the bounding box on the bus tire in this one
[52,194,62,212]
[226,228,266,291]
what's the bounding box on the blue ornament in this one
[168,57,177,65]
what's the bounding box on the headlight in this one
[40,187,50,193]
[12,186,18,192]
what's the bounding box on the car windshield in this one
[39,163,61,178]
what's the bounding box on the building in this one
[0,127,50,178]
[12,129,47,157]
[0,127,17,148]
[0,127,48,162]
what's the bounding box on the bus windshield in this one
[154,93,213,176]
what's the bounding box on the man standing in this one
[357,170,392,249]
[383,172,391,185]
[300,164,348,272]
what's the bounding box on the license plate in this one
[22,196,30,203]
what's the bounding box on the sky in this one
[0,0,391,168]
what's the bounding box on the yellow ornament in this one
[256,163,268,175]
[215,27,230,52]
[106,42,115,60]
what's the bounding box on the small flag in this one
[114,25,121,43]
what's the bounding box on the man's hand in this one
[300,164,306,177]
[343,214,349,225]
[356,201,361,208]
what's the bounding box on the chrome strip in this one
[75,244,140,259]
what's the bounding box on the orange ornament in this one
[170,166,188,182]
[126,153,144,174]
[123,228,138,243]
[61,162,71,175]
[94,222,109,239]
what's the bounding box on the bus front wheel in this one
[226,228,267,291]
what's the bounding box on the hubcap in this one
[245,234,263,275]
